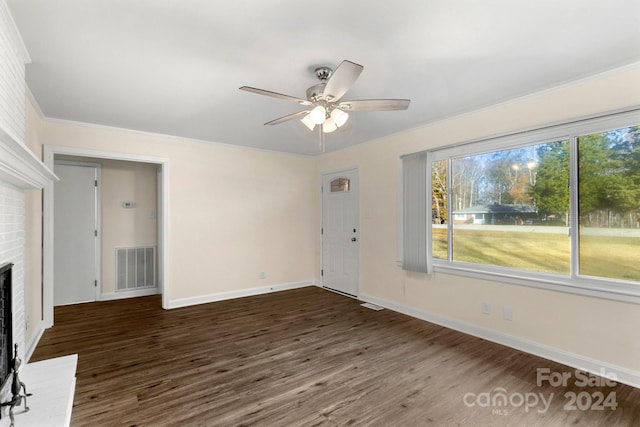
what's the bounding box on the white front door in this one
[53,162,99,305]
[322,168,359,296]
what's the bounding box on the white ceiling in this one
[7,1,640,155]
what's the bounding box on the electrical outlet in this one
[503,307,513,321]
[481,302,491,315]
[258,271,266,279]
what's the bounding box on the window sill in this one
[432,261,640,304]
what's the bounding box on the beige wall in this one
[316,63,640,373]
[23,99,45,347]
[40,120,318,303]
[99,159,158,294]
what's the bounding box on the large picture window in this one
[404,110,640,301]
[438,141,571,274]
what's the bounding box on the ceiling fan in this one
[239,60,410,135]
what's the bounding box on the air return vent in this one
[116,247,156,291]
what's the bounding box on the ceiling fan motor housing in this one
[314,66,333,82]
[306,83,326,103]
[306,66,334,102]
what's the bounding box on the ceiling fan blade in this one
[338,99,410,112]
[264,110,310,126]
[322,60,364,102]
[240,86,312,106]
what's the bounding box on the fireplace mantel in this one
[0,127,56,189]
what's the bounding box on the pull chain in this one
[319,124,325,152]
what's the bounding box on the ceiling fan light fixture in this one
[330,108,349,127]
[322,118,337,133]
[309,105,326,125]
[301,114,316,131]
[240,60,410,148]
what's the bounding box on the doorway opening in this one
[43,146,169,328]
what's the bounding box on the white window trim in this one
[399,107,640,304]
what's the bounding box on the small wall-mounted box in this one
[122,201,135,208]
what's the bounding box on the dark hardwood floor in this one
[32,287,639,426]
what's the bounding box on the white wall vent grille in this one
[116,247,156,291]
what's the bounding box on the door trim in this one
[53,160,102,303]
[43,145,170,328]
[320,166,360,297]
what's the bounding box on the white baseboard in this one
[168,280,315,309]
[359,292,640,389]
[100,287,160,301]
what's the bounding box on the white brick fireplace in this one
[0,182,25,354]
[1,0,54,360]
[1,0,56,392]
[0,3,75,425]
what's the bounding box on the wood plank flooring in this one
[31,287,640,426]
